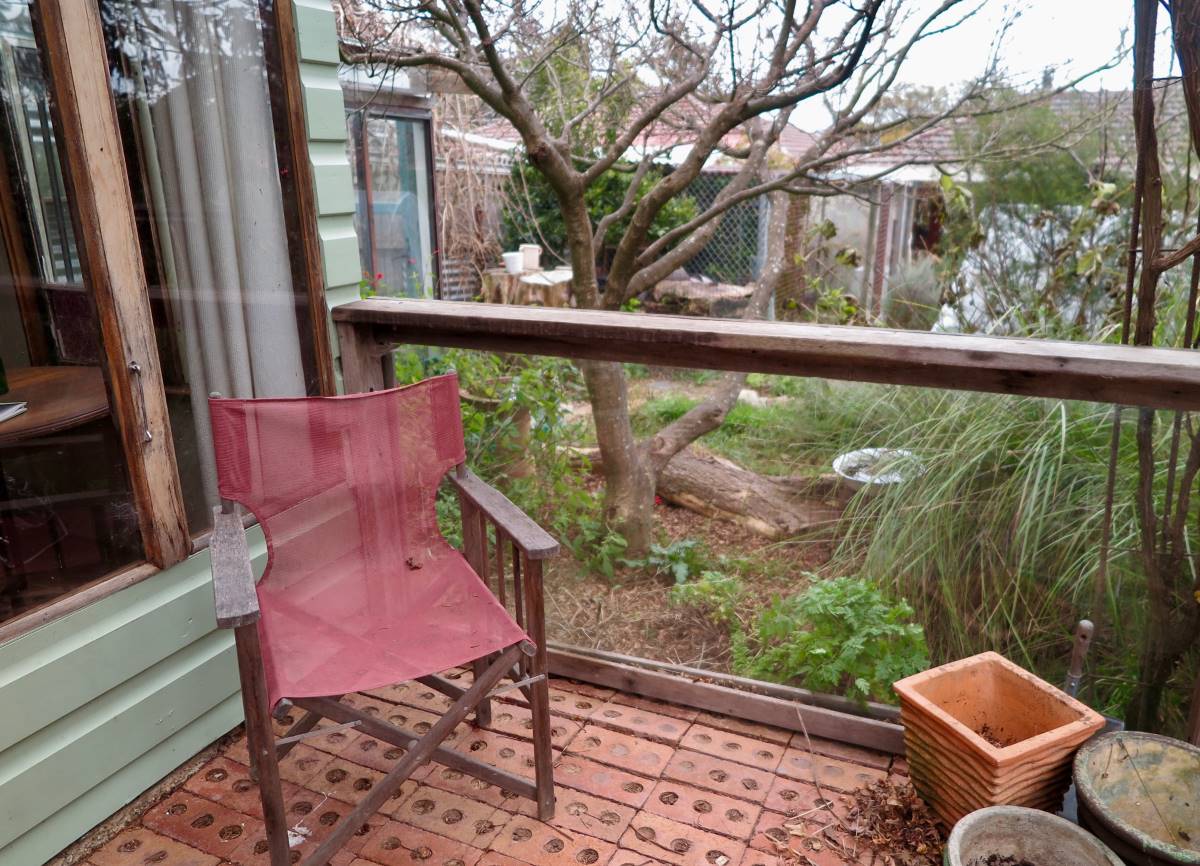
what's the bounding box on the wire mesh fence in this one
[681,172,770,286]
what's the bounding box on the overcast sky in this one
[791,0,1137,128]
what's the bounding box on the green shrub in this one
[624,538,712,584]
[733,576,929,705]
[670,571,743,625]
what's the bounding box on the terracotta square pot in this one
[893,651,1104,826]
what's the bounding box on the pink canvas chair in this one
[207,374,557,866]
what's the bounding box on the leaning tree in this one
[339,0,1093,554]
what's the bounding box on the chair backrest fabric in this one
[208,374,465,600]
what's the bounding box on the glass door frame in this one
[0,0,334,644]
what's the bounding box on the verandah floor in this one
[79,672,905,866]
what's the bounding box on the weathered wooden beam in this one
[332,298,1200,411]
[547,645,906,755]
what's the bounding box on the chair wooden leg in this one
[234,625,291,866]
[522,559,555,820]
[472,655,493,727]
[529,669,555,820]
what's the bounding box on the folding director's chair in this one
[207,374,557,866]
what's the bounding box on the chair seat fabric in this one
[258,538,525,707]
[209,374,527,709]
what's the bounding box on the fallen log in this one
[657,449,846,538]
[573,445,851,538]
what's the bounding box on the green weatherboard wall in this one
[0,3,362,863]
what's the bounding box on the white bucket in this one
[502,251,523,275]
[520,244,542,271]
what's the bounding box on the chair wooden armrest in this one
[210,504,259,628]
[448,468,559,560]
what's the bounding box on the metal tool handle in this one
[1063,619,1094,697]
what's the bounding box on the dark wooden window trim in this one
[259,0,337,396]
[32,0,191,569]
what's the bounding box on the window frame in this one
[345,90,442,299]
[0,0,334,645]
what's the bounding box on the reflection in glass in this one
[349,112,436,298]
[102,0,315,529]
[0,1,142,622]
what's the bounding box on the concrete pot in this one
[894,652,1104,825]
[1074,731,1200,866]
[945,806,1123,866]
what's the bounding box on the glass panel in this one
[349,112,436,298]
[102,0,317,532]
[0,1,143,622]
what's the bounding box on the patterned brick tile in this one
[747,813,869,865]
[422,763,524,809]
[566,726,674,776]
[509,786,636,843]
[90,828,219,866]
[547,755,652,809]
[695,714,791,747]
[644,780,761,840]
[608,693,699,723]
[548,680,618,701]
[141,791,261,861]
[296,725,362,756]
[620,810,746,866]
[490,813,618,866]
[452,729,563,780]
[276,743,336,787]
[339,733,414,774]
[504,686,605,721]
[787,733,891,771]
[775,749,887,793]
[231,795,385,864]
[678,726,783,773]
[762,778,849,824]
[391,783,510,846]
[475,852,539,866]
[660,751,773,804]
[306,757,391,805]
[183,757,298,820]
[485,701,583,748]
[589,703,690,744]
[355,819,486,866]
[609,848,673,866]
[369,681,457,714]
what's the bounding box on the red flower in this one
[654,495,664,506]
[375,272,384,280]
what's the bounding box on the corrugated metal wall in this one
[0,2,361,863]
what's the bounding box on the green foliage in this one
[624,538,711,585]
[502,159,697,268]
[670,571,744,625]
[391,348,622,570]
[733,577,929,705]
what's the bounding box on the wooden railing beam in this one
[332,298,1200,411]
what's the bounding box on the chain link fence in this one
[681,173,771,286]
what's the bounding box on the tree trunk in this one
[656,449,845,537]
[1124,631,1181,731]
[580,358,656,556]
[776,192,812,321]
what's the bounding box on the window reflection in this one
[0,1,142,622]
[103,0,317,531]
[349,111,437,298]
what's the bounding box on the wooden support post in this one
[335,321,389,393]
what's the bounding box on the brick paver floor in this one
[81,674,906,866]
